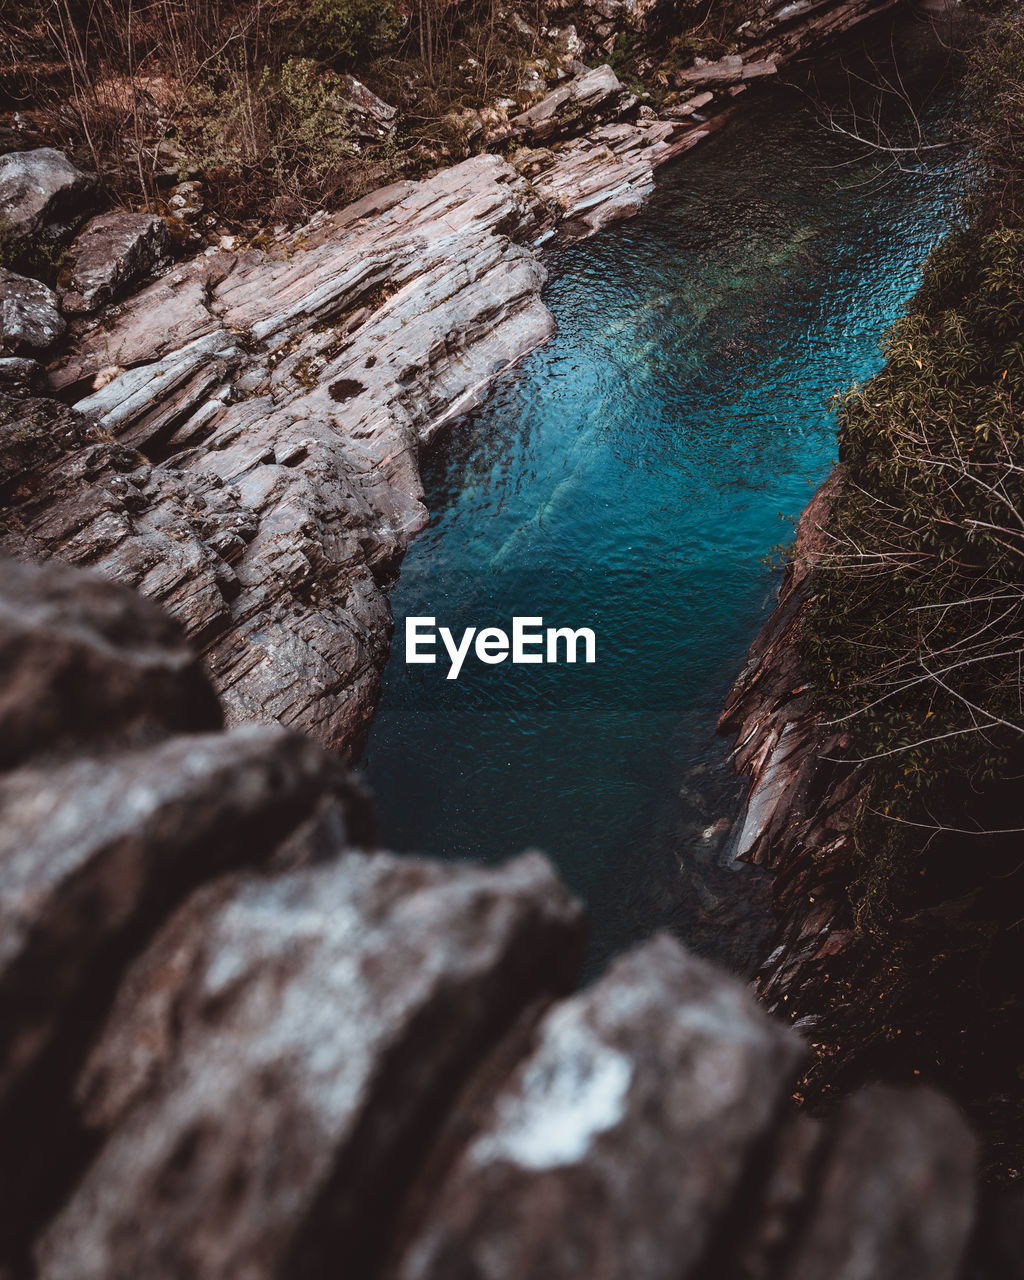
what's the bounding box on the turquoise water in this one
[362,16,966,973]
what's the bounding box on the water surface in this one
[362,16,966,973]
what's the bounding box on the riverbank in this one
[1,0,910,761]
[720,4,1024,1181]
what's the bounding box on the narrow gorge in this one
[3,0,1023,1271]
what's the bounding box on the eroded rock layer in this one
[1,0,904,758]
[2,124,721,758]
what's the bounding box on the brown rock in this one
[0,556,221,769]
[513,64,633,142]
[395,934,804,1280]
[0,356,45,392]
[59,211,173,314]
[782,1086,976,1280]
[36,852,584,1280]
[0,725,344,1107]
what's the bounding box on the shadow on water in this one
[361,11,969,978]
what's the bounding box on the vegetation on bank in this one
[794,5,1024,1174]
[804,6,1024,920]
[0,0,759,221]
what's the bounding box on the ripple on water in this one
[363,14,969,977]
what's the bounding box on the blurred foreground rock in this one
[0,556,1006,1278]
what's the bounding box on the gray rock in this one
[513,64,633,142]
[36,851,584,1280]
[396,934,804,1280]
[0,268,65,356]
[59,211,172,314]
[0,556,221,768]
[4,128,730,763]
[515,113,728,235]
[0,725,344,1108]
[338,74,398,137]
[0,356,44,391]
[782,1086,977,1280]
[6,156,557,759]
[0,148,98,241]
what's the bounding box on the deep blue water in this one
[362,15,966,973]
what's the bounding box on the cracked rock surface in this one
[0,147,98,240]
[58,211,172,314]
[1,92,719,758]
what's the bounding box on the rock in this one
[395,934,804,1280]
[0,556,221,768]
[0,720,364,1262]
[782,1087,976,1280]
[512,64,634,142]
[674,55,777,89]
[6,156,557,759]
[662,89,715,119]
[3,118,742,759]
[59,211,173,314]
[0,356,44,392]
[2,0,899,762]
[509,10,538,38]
[337,74,398,137]
[0,148,98,242]
[520,112,729,235]
[0,556,990,1278]
[0,269,66,355]
[36,851,585,1280]
[549,23,584,57]
[0,724,345,1103]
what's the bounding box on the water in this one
[362,14,967,975]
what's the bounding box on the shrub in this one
[176,57,368,216]
[800,10,1024,927]
[276,0,401,63]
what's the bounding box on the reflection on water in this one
[362,14,966,976]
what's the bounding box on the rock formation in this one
[0,0,914,761]
[0,555,995,1278]
[0,82,728,760]
[0,269,65,355]
[719,467,866,1028]
[0,148,98,242]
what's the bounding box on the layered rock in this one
[719,468,862,1014]
[511,63,636,142]
[0,0,910,761]
[0,556,993,1278]
[513,114,728,235]
[37,851,583,1280]
[0,92,726,759]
